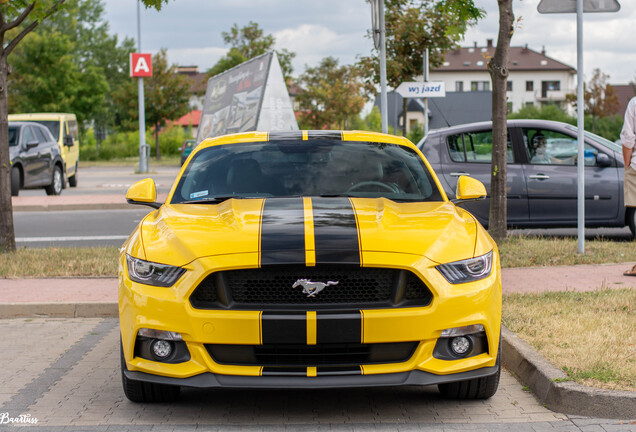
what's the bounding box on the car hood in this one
[138,197,483,267]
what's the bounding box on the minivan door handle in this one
[450,172,470,177]
[529,174,550,180]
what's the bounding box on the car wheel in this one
[10,167,20,197]
[45,165,63,196]
[120,342,180,403]
[627,207,636,238]
[437,342,501,400]
[68,163,78,187]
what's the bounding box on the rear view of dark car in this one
[9,121,65,196]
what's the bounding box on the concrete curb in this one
[502,326,636,419]
[0,302,118,318]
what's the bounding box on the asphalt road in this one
[14,209,150,248]
[1,318,631,431]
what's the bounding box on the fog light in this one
[151,339,173,359]
[450,336,471,356]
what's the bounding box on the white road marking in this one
[16,235,129,242]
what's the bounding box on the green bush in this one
[80,126,194,161]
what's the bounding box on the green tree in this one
[357,0,484,133]
[207,21,296,84]
[0,0,169,252]
[566,68,620,134]
[113,49,190,159]
[296,57,366,130]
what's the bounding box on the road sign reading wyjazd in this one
[537,0,620,13]
[395,82,446,98]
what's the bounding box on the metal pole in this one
[379,0,388,134]
[576,0,585,253]
[137,0,148,174]
[423,48,429,136]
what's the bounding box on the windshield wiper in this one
[179,195,243,204]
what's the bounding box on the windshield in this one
[171,140,443,203]
[21,120,60,140]
[564,125,622,153]
[8,126,18,147]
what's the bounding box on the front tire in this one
[45,165,63,196]
[438,343,501,400]
[68,163,78,187]
[120,343,180,403]
[10,167,20,196]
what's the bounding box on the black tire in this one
[627,207,636,238]
[68,163,78,187]
[120,342,180,403]
[10,167,20,197]
[45,165,63,196]
[438,343,501,400]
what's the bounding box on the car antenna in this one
[430,98,451,127]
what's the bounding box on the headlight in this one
[126,255,185,287]
[436,250,493,284]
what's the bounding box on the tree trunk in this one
[487,0,514,242]
[0,53,16,251]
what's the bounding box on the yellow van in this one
[8,113,80,187]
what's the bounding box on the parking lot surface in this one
[1,318,634,431]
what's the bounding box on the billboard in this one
[196,52,298,143]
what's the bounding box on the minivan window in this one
[446,131,513,163]
[22,120,60,140]
[22,126,36,145]
[8,126,18,147]
[522,128,597,166]
[34,126,48,143]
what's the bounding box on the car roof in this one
[427,119,573,135]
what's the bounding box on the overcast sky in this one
[104,0,634,85]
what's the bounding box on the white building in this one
[428,40,576,114]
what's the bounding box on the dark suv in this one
[9,121,65,196]
[417,119,632,234]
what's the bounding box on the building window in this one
[455,81,464,92]
[526,81,534,92]
[541,81,561,97]
[470,81,490,91]
[507,81,513,92]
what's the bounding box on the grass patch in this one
[0,247,119,278]
[503,289,636,392]
[498,235,635,268]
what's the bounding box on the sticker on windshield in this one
[189,190,208,199]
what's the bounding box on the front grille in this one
[190,265,433,310]
[205,342,418,366]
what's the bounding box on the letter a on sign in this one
[130,53,152,77]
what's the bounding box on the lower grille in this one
[190,265,433,310]
[205,342,418,366]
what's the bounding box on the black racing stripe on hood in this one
[316,311,362,344]
[311,197,361,265]
[306,131,343,140]
[268,131,303,141]
[260,198,306,266]
[261,311,306,344]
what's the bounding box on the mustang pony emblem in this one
[292,279,339,297]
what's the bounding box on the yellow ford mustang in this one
[119,130,501,402]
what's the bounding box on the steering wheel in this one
[346,181,400,194]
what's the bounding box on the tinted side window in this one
[522,128,597,166]
[22,126,36,145]
[34,126,49,143]
[447,130,513,163]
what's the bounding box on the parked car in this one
[120,131,502,402]
[9,113,80,188]
[180,139,195,165]
[417,119,633,234]
[9,121,65,196]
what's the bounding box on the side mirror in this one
[25,140,39,150]
[126,178,162,209]
[596,153,611,168]
[64,135,74,147]
[453,175,487,203]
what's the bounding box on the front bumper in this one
[118,252,502,387]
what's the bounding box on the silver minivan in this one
[417,119,632,235]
